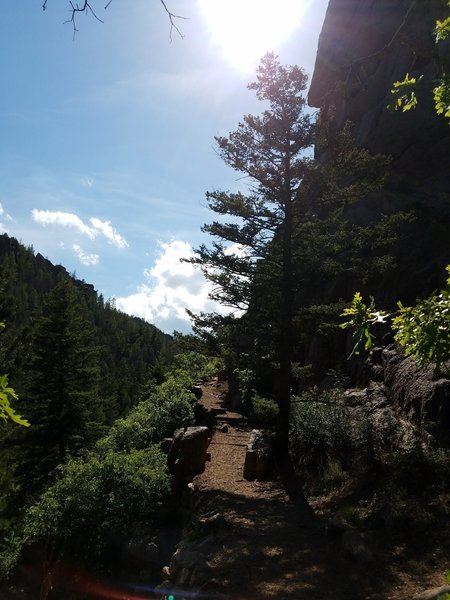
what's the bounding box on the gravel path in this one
[190,382,400,600]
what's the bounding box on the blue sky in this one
[0,0,328,333]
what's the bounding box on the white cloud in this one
[115,239,229,333]
[31,209,128,249]
[0,202,14,233]
[32,209,96,238]
[90,217,128,249]
[73,244,100,266]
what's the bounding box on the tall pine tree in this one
[190,53,314,453]
[17,277,102,496]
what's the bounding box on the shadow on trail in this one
[192,488,398,600]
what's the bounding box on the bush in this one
[22,446,170,566]
[1,363,202,577]
[289,388,367,476]
[250,395,279,426]
[98,379,196,454]
[170,352,223,384]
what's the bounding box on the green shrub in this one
[250,395,279,426]
[170,351,223,384]
[289,388,366,475]
[22,446,170,565]
[98,380,196,454]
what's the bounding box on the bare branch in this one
[63,1,104,40]
[42,1,187,40]
[160,0,187,41]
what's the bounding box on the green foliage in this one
[393,267,450,375]
[0,357,201,576]
[15,278,103,497]
[340,292,388,357]
[21,445,170,565]
[388,73,421,113]
[0,374,29,428]
[170,351,223,385]
[250,395,279,426]
[97,379,196,454]
[0,321,29,428]
[374,447,450,530]
[435,8,450,42]
[341,266,450,375]
[289,388,367,475]
[434,75,450,119]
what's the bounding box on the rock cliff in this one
[307,0,450,305]
[309,0,450,186]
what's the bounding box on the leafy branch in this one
[0,375,29,428]
[0,323,29,427]
[341,266,450,376]
[389,2,450,121]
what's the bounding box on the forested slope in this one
[0,233,171,418]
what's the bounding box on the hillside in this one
[0,233,171,417]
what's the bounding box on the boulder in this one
[167,426,211,479]
[243,430,273,481]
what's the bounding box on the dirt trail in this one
[190,381,444,600]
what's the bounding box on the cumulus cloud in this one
[89,217,128,249]
[73,244,100,266]
[31,209,128,249]
[115,239,229,333]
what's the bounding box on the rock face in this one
[309,0,450,185]
[304,0,450,375]
[381,345,450,442]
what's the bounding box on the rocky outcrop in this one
[381,345,450,442]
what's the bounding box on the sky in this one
[0,0,328,334]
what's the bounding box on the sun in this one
[197,0,307,73]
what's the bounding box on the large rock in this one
[382,345,450,442]
[243,429,273,481]
[167,426,211,479]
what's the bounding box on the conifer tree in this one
[17,277,101,495]
[190,53,314,453]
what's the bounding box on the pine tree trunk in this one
[275,152,294,454]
